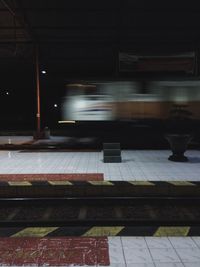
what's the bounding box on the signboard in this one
[119,52,196,74]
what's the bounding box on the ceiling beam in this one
[1,7,200,12]
[0,39,195,44]
[0,0,35,42]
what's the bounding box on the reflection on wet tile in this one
[175,248,200,263]
[108,237,125,264]
[127,263,155,267]
[183,263,200,267]
[99,264,126,267]
[169,237,198,248]
[122,237,147,249]
[123,248,153,264]
[192,237,200,248]
[154,263,184,267]
[149,248,180,263]
[145,237,172,249]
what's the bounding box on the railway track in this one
[0,196,200,227]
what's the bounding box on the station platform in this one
[0,135,199,181]
[0,136,200,266]
[0,236,200,266]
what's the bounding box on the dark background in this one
[0,0,200,131]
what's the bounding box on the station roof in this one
[0,0,200,80]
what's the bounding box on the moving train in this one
[61,81,200,123]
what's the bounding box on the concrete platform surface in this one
[0,236,200,266]
[1,136,200,267]
[0,149,200,181]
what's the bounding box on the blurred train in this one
[61,81,200,123]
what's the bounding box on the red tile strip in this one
[0,173,103,181]
[0,237,110,266]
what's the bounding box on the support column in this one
[35,44,41,137]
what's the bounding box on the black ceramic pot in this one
[165,134,193,162]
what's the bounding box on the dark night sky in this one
[1,0,200,130]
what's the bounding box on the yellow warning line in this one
[8,181,32,186]
[154,227,190,237]
[89,181,114,186]
[128,181,155,186]
[12,227,59,237]
[48,181,73,185]
[168,181,196,186]
[82,226,124,236]
[7,226,194,237]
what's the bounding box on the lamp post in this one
[35,44,41,137]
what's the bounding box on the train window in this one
[85,88,98,95]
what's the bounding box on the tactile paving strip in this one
[0,237,110,266]
[0,173,104,182]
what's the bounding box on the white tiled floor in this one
[0,149,200,181]
[0,136,33,145]
[1,137,200,267]
[108,237,200,267]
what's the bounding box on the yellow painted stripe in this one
[168,181,195,186]
[154,227,190,237]
[129,181,155,186]
[12,227,58,237]
[83,226,124,236]
[48,181,73,185]
[89,181,114,186]
[8,181,32,186]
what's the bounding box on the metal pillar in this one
[35,44,41,136]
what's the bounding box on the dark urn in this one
[165,134,192,162]
[165,104,194,162]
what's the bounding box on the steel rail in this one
[0,218,200,228]
[0,195,200,227]
[0,196,200,206]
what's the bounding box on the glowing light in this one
[58,120,76,124]
[54,104,58,108]
[6,92,9,95]
[41,70,46,74]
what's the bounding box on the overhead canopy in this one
[0,0,200,79]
